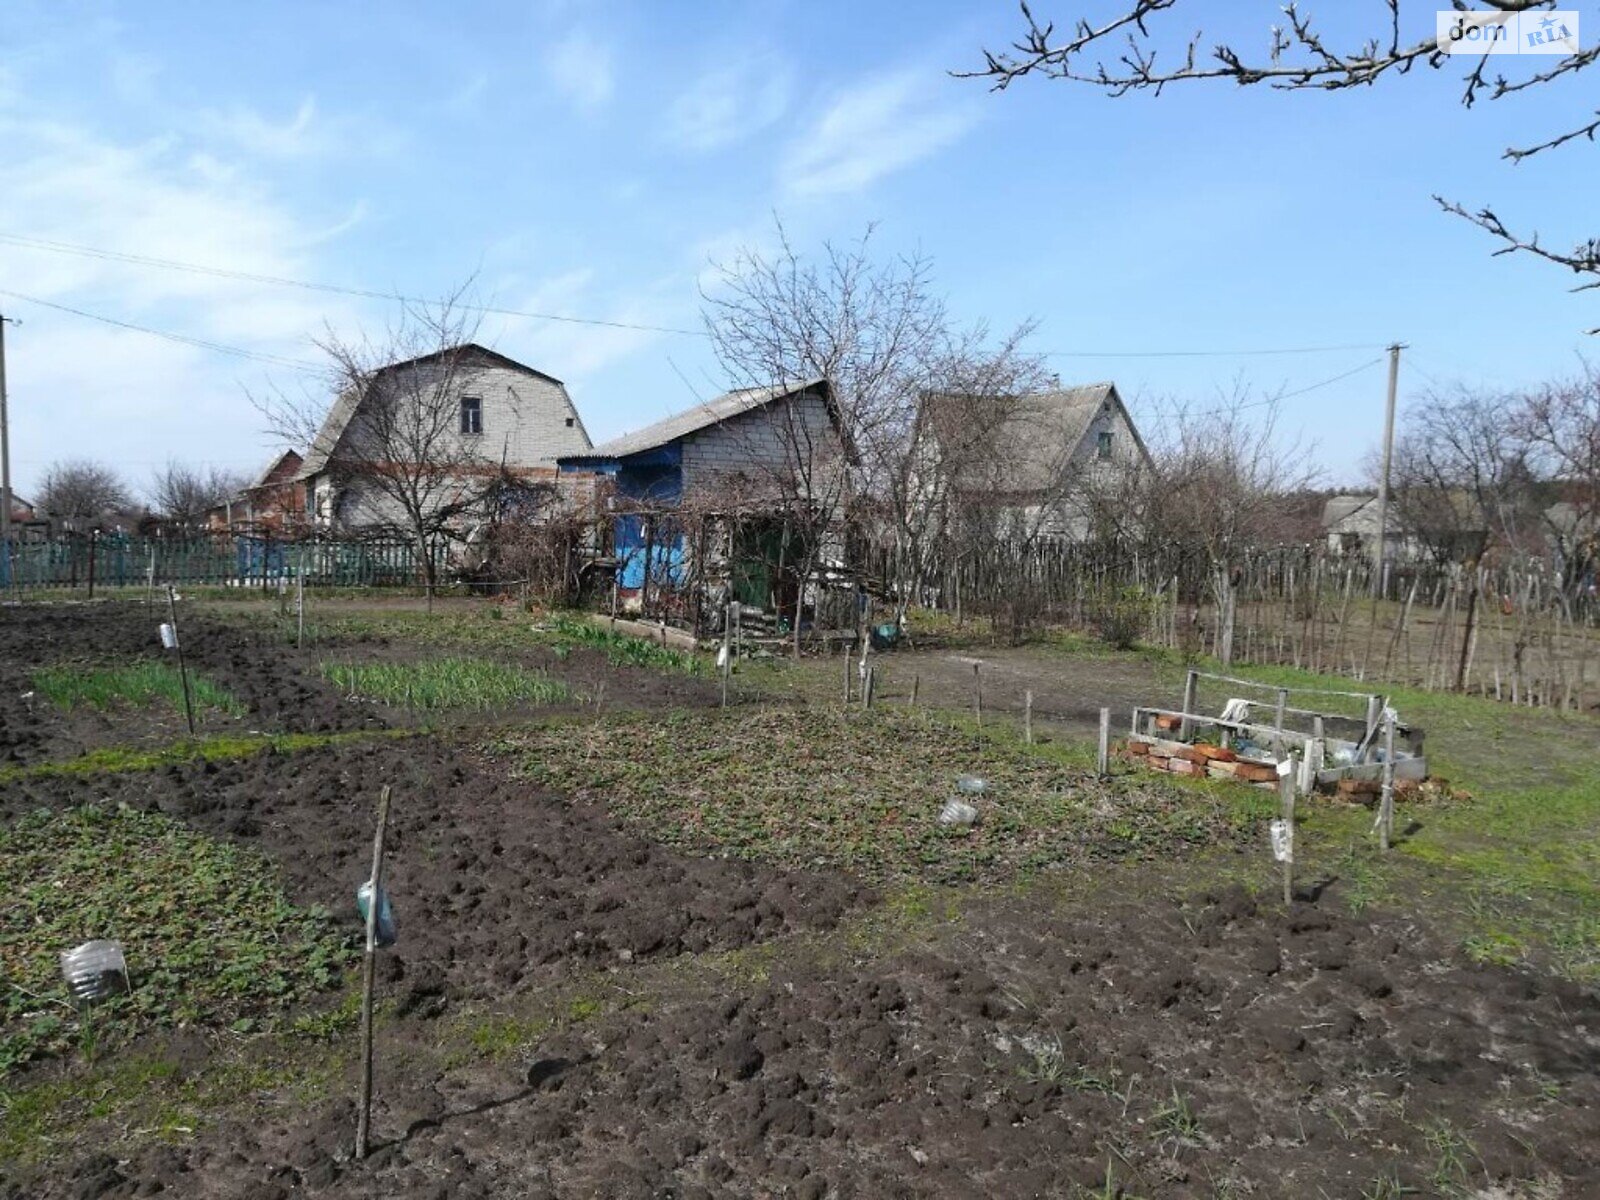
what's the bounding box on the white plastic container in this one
[60,940,130,1004]
[939,798,979,828]
[158,623,177,650]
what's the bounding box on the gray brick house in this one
[297,343,591,532]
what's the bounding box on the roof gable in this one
[297,343,564,479]
[562,379,843,464]
[927,382,1147,494]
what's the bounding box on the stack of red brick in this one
[1124,739,1280,788]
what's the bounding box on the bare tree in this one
[963,3,1600,316]
[37,459,134,519]
[1519,362,1600,583]
[1384,385,1540,562]
[1138,388,1323,662]
[255,293,496,607]
[701,225,1045,652]
[148,461,249,531]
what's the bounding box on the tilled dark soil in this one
[0,603,376,763]
[0,602,722,765]
[4,738,868,1004]
[14,883,1599,1199]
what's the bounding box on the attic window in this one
[1097,430,1113,460]
[565,417,575,427]
[460,395,483,435]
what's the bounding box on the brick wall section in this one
[680,394,846,499]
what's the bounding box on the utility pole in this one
[0,313,13,588]
[1371,342,1405,598]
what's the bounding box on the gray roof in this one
[1321,494,1374,529]
[562,379,829,463]
[929,382,1140,494]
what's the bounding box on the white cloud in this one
[0,111,372,496]
[543,30,614,114]
[197,96,399,161]
[664,59,792,152]
[782,70,979,199]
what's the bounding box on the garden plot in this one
[4,737,868,1013]
[12,878,1599,1199]
[0,604,379,765]
[0,603,725,766]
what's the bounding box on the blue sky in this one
[1,1,1594,500]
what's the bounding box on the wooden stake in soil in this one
[863,664,875,709]
[1278,756,1297,906]
[1378,714,1396,852]
[972,662,982,728]
[1024,690,1034,745]
[1097,707,1111,777]
[842,643,852,705]
[909,673,920,710]
[356,784,393,1161]
[166,586,196,737]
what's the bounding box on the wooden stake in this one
[1179,669,1198,741]
[1378,714,1396,852]
[356,784,393,1161]
[909,673,920,710]
[863,665,875,709]
[1280,757,1297,907]
[972,662,982,728]
[166,586,196,737]
[1097,707,1110,777]
[1024,690,1034,745]
[842,644,852,704]
[296,547,306,651]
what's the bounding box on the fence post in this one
[1179,669,1198,740]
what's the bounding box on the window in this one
[1096,430,1113,460]
[460,395,482,435]
[565,416,575,427]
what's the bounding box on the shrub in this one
[1091,585,1154,650]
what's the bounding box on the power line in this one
[1142,357,1387,420]
[0,289,323,371]
[0,232,707,338]
[1041,341,1386,359]
[1,232,1395,357]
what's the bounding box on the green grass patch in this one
[33,661,243,718]
[540,614,705,675]
[0,804,351,1077]
[492,708,1266,883]
[320,657,571,710]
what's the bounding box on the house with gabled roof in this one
[298,343,591,531]
[920,381,1152,541]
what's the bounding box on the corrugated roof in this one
[562,379,829,463]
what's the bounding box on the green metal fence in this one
[0,533,448,591]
